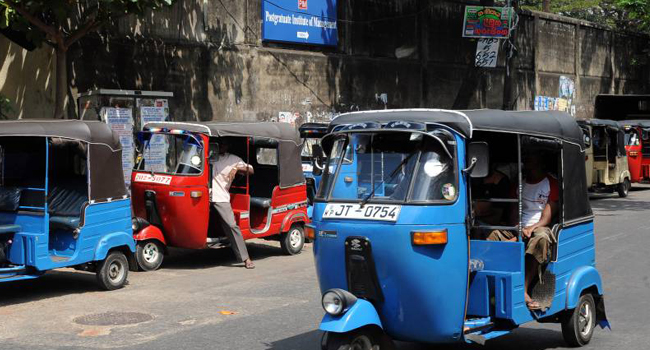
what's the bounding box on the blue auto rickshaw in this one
[299,123,329,218]
[0,120,135,290]
[307,109,609,348]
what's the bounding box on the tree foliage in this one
[519,0,650,33]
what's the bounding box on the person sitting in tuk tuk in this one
[471,165,511,230]
[487,153,558,310]
[210,139,256,269]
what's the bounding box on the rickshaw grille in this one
[345,237,383,302]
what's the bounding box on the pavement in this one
[1,186,650,350]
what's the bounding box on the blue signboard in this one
[262,0,338,46]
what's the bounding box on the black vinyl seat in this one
[48,182,88,232]
[250,197,271,209]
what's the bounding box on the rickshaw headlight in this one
[131,217,150,232]
[322,289,357,316]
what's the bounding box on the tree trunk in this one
[542,0,551,12]
[54,46,67,119]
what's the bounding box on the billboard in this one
[262,0,338,46]
[463,6,513,39]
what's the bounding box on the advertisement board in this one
[262,0,338,46]
[463,6,513,39]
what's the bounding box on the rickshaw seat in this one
[250,197,271,209]
[49,216,81,231]
[0,224,21,234]
[0,187,22,212]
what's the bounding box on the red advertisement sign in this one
[462,6,513,39]
[298,0,307,10]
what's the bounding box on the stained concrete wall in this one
[1,0,649,122]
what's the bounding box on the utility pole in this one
[502,0,518,110]
[542,0,551,12]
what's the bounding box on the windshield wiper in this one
[359,152,416,207]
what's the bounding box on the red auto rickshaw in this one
[595,94,650,183]
[130,121,309,270]
[621,120,650,182]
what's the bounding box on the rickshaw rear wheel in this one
[96,251,129,291]
[617,178,630,198]
[136,240,165,271]
[322,327,394,350]
[561,294,596,347]
[280,224,305,255]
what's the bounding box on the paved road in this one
[1,186,649,350]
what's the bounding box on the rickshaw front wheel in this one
[617,178,630,198]
[561,294,596,347]
[96,251,129,291]
[136,240,165,271]
[280,224,305,255]
[322,327,394,350]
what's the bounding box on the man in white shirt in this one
[210,139,255,269]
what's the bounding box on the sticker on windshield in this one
[323,203,401,222]
[424,158,446,177]
[442,183,456,200]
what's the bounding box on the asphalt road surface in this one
[1,186,649,350]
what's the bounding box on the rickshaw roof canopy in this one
[0,120,127,202]
[577,119,622,129]
[329,109,584,145]
[143,121,302,145]
[620,120,650,128]
[0,119,122,150]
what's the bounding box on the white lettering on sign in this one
[134,173,172,185]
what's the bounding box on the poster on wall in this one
[262,0,338,46]
[463,6,513,39]
[140,106,169,173]
[102,107,134,187]
[475,38,499,67]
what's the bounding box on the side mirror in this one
[464,142,489,178]
[312,144,325,176]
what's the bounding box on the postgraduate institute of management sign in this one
[262,0,338,46]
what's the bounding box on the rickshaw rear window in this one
[137,133,204,175]
[317,131,457,203]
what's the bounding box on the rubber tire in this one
[323,327,394,350]
[280,224,305,255]
[561,294,596,347]
[617,178,630,198]
[136,240,164,271]
[96,251,129,291]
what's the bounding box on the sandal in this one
[244,260,255,269]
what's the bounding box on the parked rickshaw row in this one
[3,102,639,348]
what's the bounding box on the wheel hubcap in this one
[350,335,373,350]
[142,243,159,263]
[108,260,125,282]
[289,229,302,248]
[578,302,593,337]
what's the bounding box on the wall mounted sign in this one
[262,0,338,46]
[463,6,513,39]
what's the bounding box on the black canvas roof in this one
[577,119,622,129]
[329,109,584,145]
[143,121,301,145]
[620,120,650,128]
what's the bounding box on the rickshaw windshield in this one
[317,131,457,203]
[301,138,320,158]
[136,133,204,175]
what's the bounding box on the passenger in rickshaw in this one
[486,152,558,310]
[471,165,511,234]
[210,139,256,269]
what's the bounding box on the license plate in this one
[323,203,401,222]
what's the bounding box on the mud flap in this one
[596,295,611,330]
[531,269,556,312]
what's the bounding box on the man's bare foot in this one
[244,259,255,269]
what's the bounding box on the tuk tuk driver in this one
[487,153,558,310]
[210,139,256,269]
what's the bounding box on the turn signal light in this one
[305,225,315,240]
[412,230,448,245]
[630,151,639,156]
[190,191,203,198]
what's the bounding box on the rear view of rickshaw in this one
[309,110,609,349]
[130,122,309,271]
[595,94,650,183]
[0,120,134,290]
[577,119,631,197]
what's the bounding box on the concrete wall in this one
[1,0,649,122]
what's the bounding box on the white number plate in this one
[134,173,172,185]
[323,203,401,222]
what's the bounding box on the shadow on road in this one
[161,241,304,270]
[267,329,322,349]
[589,197,650,212]
[0,270,100,308]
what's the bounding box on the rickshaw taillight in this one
[630,151,639,156]
[190,191,203,198]
[412,230,448,245]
